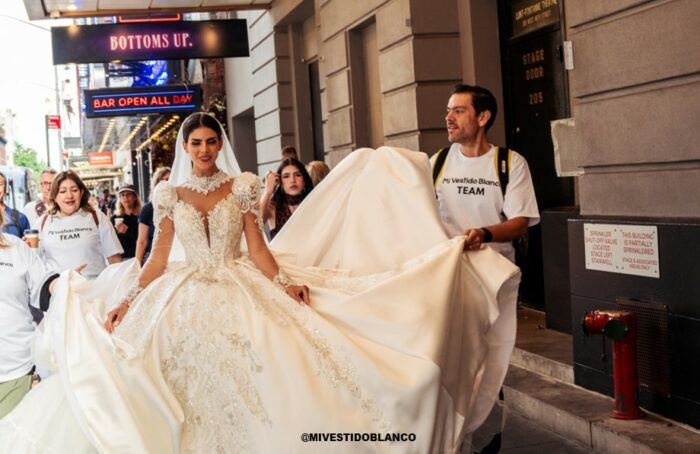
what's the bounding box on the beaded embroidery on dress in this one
[0,146,521,454]
[180,170,231,195]
[112,172,387,453]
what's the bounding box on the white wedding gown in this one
[0,147,520,454]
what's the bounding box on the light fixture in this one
[134,115,180,152]
[97,118,116,153]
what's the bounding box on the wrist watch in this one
[481,227,493,243]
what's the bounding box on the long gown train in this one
[0,147,519,453]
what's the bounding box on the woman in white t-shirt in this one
[0,209,54,418]
[39,171,123,279]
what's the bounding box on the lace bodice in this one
[152,172,262,268]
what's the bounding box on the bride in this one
[0,112,520,453]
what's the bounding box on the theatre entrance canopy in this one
[23,0,271,20]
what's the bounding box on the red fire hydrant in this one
[582,310,644,420]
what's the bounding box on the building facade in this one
[222,0,700,428]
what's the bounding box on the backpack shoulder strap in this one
[432,146,451,187]
[10,208,20,229]
[91,210,99,227]
[40,214,48,231]
[495,147,511,198]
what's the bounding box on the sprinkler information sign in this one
[584,223,660,278]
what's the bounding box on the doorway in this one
[350,19,384,149]
[499,0,574,309]
[231,108,257,173]
[308,60,325,161]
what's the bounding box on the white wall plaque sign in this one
[584,223,660,278]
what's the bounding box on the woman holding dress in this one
[0,113,520,454]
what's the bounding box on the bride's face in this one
[184,126,223,175]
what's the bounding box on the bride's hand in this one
[286,285,310,305]
[104,301,130,333]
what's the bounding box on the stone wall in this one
[226,0,476,174]
[558,0,700,217]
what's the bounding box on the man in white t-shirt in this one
[431,84,539,263]
[23,168,57,229]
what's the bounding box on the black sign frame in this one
[52,19,249,65]
[510,0,560,38]
[84,84,202,118]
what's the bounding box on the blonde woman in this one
[306,160,330,187]
[110,184,142,259]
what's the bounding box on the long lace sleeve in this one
[234,172,263,230]
[121,182,177,303]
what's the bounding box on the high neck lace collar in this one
[181,170,231,195]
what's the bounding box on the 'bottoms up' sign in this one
[84,85,202,118]
[51,19,249,64]
[584,223,660,278]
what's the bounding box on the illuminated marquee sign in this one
[84,85,202,118]
[88,152,113,166]
[51,19,248,65]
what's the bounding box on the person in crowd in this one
[306,160,330,187]
[281,145,298,160]
[38,170,123,279]
[22,168,57,229]
[261,158,314,239]
[99,189,109,212]
[110,183,142,259]
[0,208,54,418]
[432,84,539,262]
[99,189,116,217]
[0,171,30,238]
[135,167,171,264]
[0,112,521,454]
[88,194,100,211]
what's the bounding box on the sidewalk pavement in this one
[468,401,591,453]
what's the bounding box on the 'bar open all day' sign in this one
[84,85,202,118]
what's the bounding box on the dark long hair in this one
[271,158,314,235]
[48,170,94,216]
[181,112,223,142]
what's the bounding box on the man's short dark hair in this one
[451,84,498,131]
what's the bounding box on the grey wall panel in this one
[571,79,700,167]
[578,167,700,218]
[569,0,700,97]
[566,0,654,27]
